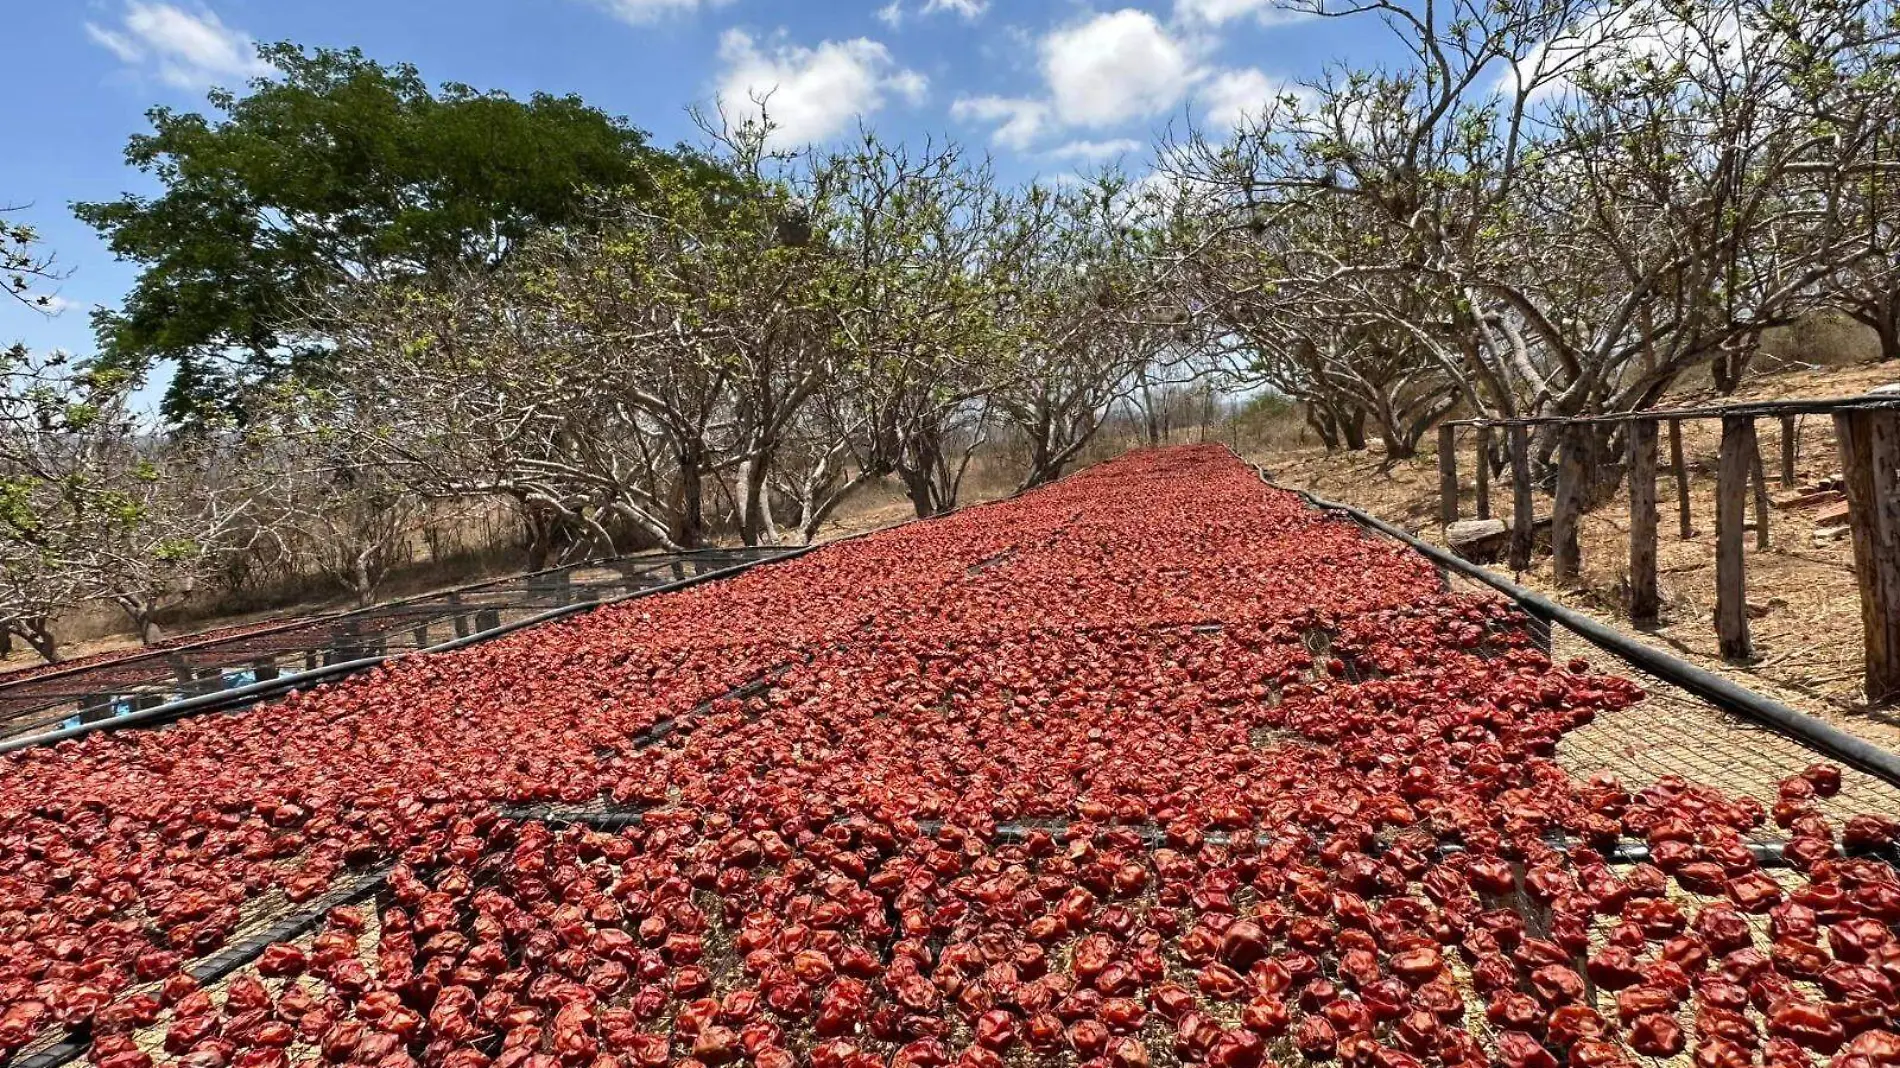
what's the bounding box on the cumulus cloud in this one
[587,0,734,24]
[1043,10,1193,129]
[955,10,1201,149]
[954,8,1299,151]
[85,2,271,90]
[716,30,928,146]
[950,95,1051,150]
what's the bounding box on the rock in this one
[1816,500,1852,525]
[1446,519,1509,563]
[1813,524,1850,545]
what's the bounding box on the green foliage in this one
[75,43,662,425]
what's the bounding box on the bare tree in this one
[1163,0,1900,480]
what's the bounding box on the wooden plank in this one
[1670,418,1693,539]
[1552,425,1584,583]
[1772,488,1844,511]
[1779,414,1798,487]
[1439,424,1459,526]
[1475,425,1492,521]
[1750,430,1771,550]
[1510,423,1534,571]
[1833,410,1900,705]
[1628,420,1660,624]
[1715,414,1754,661]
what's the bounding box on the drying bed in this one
[0,548,787,741]
[1,447,1897,1068]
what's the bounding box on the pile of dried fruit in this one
[2,446,1896,1068]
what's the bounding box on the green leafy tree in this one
[75,43,661,425]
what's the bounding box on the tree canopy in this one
[75,43,662,424]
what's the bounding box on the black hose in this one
[186,866,392,986]
[1266,474,1900,790]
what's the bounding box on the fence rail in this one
[1433,393,1900,705]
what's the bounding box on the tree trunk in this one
[1338,407,1368,451]
[1711,340,1758,396]
[352,551,377,608]
[737,455,774,547]
[11,619,59,664]
[117,597,163,645]
[1573,424,1628,511]
[1306,404,1341,451]
[676,445,706,548]
[1139,374,1162,446]
[899,466,938,519]
[1376,410,1415,460]
[521,501,557,570]
[1024,434,1055,490]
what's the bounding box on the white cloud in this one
[1043,10,1193,129]
[1047,138,1144,162]
[1174,0,1310,26]
[716,30,928,146]
[86,25,144,64]
[1199,67,1298,128]
[588,0,734,24]
[85,2,271,91]
[951,95,1051,150]
[877,0,988,27]
[954,10,1201,151]
[924,0,989,17]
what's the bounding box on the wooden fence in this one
[1434,395,1900,705]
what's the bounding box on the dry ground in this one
[1253,361,1900,754]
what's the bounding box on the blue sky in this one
[1,0,1365,366]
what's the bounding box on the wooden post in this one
[1749,433,1771,550]
[1715,415,1755,661]
[1834,409,1900,705]
[1475,425,1492,521]
[1779,414,1798,487]
[1438,424,1459,526]
[1509,424,1534,571]
[1669,418,1693,539]
[1628,420,1660,624]
[1552,425,1584,583]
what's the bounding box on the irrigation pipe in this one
[1259,469,1900,791]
